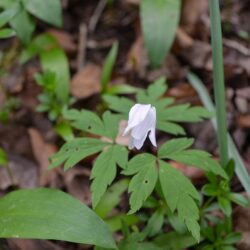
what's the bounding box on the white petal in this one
[130,133,148,150]
[123,104,151,135]
[131,106,156,140]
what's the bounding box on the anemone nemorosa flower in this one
[123,104,157,150]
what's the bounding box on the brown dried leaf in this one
[115,120,130,146]
[48,29,77,53]
[0,155,38,190]
[28,128,58,186]
[237,115,250,128]
[64,167,92,205]
[71,63,101,99]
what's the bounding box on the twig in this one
[223,38,250,56]
[77,23,87,72]
[88,0,107,33]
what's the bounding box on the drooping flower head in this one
[123,104,157,150]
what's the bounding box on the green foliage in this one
[0,188,116,249]
[158,138,227,178]
[49,138,109,170]
[0,9,17,38]
[159,161,200,241]
[104,77,211,136]
[0,148,8,166]
[0,0,62,43]
[22,33,71,120]
[94,179,129,219]
[123,154,158,214]
[0,97,20,123]
[140,0,181,67]
[63,108,121,140]
[100,42,140,95]
[101,42,118,93]
[91,145,128,207]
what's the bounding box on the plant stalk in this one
[209,0,229,167]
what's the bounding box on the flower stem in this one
[209,0,229,167]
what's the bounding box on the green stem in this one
[209,0,229,167]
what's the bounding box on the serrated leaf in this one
[101,42,118,92]
[147,77,167,100]
[91,145,128,208]
[0,188,116,249]
[165,149,227,178]
[160,104,212,122]
[158,138,194,158]
[49,138,108,170]
[103,95,134,114]
[24,0,62,27]
[159,161,200,241]
[157,121,186,135]
[123,154,157,213]
[63,108,121,140]
[140,0,181,67]
[10,8,35,44]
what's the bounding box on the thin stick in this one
[77,23,87,71]
[209,0,229,167]
[88,0,107,33]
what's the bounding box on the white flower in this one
[123,104,157,150]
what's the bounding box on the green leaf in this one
[0,148,8,166]
[158,138,227,178]
[0,8,18,28]
[0,188,116,249]
[218,196,232,216]
[228,193,250,207]
[101,42,118,92]
[106,214,139,232]
[0,28,16,38]
[147,77,167,99]
[10,8,35,44]
[63,108,121,140]
[91,145,128,208]
[108,84,140,95]
[188,71,250,195]
[103,95,134,114]
[165,150,227,178]
[154,232,197,250]
[224,232,242,245]
[23,0,62,27]
[158,138,194,158]
[123,154,158,213]
[40,47,70,104]
[54,122,74,141]
[202,184,218,197]
[20,33,59,63]
[140,0,181,67]
[95,179,129,219]
[157,121,185,136]
[159,161,200,241]
[160,104,212,122]
[49,138,108,170]
[144,208,165,237]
